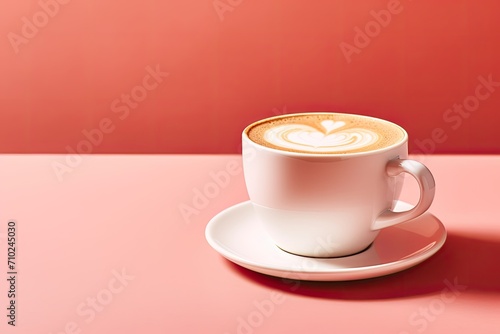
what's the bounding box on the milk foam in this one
[246,113,405,154]
[264,120,379,153]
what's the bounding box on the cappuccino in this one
[246,113,405,154]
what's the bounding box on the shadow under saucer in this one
[225,231,500,300]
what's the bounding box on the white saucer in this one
[205,201,446,281]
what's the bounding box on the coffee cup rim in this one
[242,112,408,158]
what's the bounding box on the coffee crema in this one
[246,113,406,154]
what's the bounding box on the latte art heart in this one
[319,120,345,133]
[246,113,405,154]
[264,123,379,153]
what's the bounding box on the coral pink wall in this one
[1,0,500,154]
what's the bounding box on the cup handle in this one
[372,158,436,230]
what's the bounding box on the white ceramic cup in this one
[242,112,435,258]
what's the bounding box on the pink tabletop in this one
[0,154,499,333]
